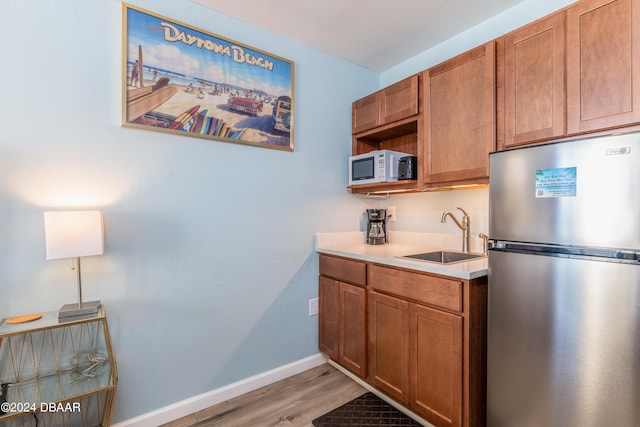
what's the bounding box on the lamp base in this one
[57,300,101,319]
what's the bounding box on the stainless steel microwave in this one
[349,150,410,185]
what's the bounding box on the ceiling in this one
[192,0,527,72]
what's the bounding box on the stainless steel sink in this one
[401,250,486,264]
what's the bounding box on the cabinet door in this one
[424,42,496,184]
[339,282,367,378]
[368,291,410,403]
[319,276,339,360]
[410,303,463,427]
[567,0,640,134]
[501,12,566,148]
[381,75,419,124]
[353,92,381,134]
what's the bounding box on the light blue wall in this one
[0,0,378,422]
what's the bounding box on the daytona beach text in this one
[161,23,275,70]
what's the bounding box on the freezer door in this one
[487,250,640,427]
[489,132,640,249]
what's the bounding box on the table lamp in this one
[44,210,105,319]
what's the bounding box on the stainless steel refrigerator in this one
[487,132,640,427]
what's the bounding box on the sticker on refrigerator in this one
[535,167,576,198]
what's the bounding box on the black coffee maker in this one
[366,209,388,245]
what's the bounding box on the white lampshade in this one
[44,210,104,260]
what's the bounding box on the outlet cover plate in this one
[308,298,319,316]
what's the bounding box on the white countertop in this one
[315,231,488,280]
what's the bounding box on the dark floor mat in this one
[312,392,423,426]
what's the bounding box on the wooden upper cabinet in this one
[352,75,419,134]
[353,93,381,134]
[567,0,640,134]
[381,75,419,125]
[423,42,496,185]
[499,11,566,149]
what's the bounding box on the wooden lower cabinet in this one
[410,302,463,427]
[319,254,367,378]
[319,255,487,427]
[339,282,367,377]
[319,275,367,378]
[368,290,463,427]
[319,275,340,360]
[368,291,410,403]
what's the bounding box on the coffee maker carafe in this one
[366,209,388,245]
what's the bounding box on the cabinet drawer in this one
[368,264,462,312]
[319,254,367,286]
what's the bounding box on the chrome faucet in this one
[441,207,471,252]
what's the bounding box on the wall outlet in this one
[308,298,319,316]
[387,206,397,222]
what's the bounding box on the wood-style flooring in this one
[161,363,367,427]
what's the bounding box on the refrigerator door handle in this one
[489,241,640,263]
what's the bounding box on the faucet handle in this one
[456,207,469,217]
[479,233,489,255]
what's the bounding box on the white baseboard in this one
[112,353,328,427]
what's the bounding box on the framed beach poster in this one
[122,3,294,151]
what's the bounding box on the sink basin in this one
[401,250,486,264]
